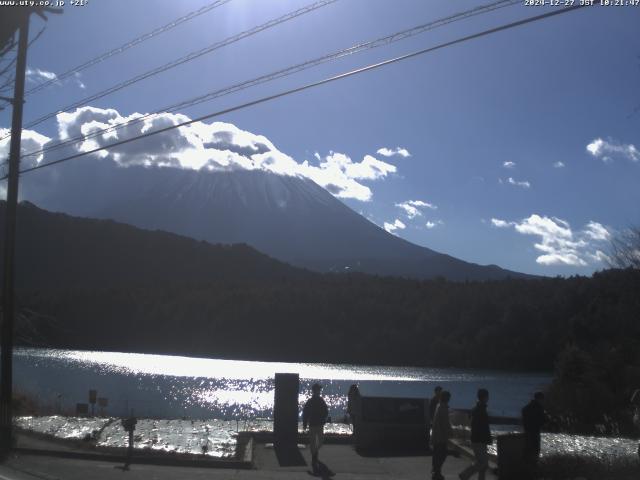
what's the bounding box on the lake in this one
[14,349,640,461]
[15,348,550,419]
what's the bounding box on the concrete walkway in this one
[0,442,498,480]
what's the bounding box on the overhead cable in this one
[13,0,338,136]
[23,0,235,97]
[16,0,518,162]
[5,4,589,181]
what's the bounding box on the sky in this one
[0,0,638,277]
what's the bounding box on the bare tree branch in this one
[608,226,640,269]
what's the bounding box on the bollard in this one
[497,433,526,480]
[274,373,299,447]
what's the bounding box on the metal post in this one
[0,9,30,456]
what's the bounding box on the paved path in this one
[0,443,497,480]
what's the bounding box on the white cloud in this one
[553,161,565,168]
[26,67,58,83]
[395,199,437,219]
[53,106,398,202]
[384,218,406,234]
[425,220,443,229]
[26,67,86,90]
[490,214,611,267]
[587,250,611,264]
[74,72,86,89]
[507,177,531,189]
[503,161,516,169]
[376,147,411,158]
[490,218,512,228]
[586,137,639,163]
[583,221,610,241]
[0,128,52,166]
[320,152,396,181]
[305,152,396,201]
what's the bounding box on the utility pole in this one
[0,5,60,456]
[0,7,30,456]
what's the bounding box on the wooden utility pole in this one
[0,7,30,456]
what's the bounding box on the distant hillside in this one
[7,200,638,379]
[21,160,531,281]
[16,267,640,371]
[0,201,306,290]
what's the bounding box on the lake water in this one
[14,349,640,461]
[15,348,551,420]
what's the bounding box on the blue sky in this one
[1,0,639,276]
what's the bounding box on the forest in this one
[15,268,640,433]
[5,201,640,432]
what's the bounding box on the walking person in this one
[459,389,492,480]
[431,390,452,480]
[303,383,329,475]
[522,392,547,478]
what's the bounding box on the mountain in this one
[0,201,305,290]
[21,159,529,281]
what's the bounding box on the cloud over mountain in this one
[52,106,397,201]
[384,219,406,234]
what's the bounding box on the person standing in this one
[347,384,361,435]
[459,388,492,480]
[631,389,640,457]
[522,392,547,477]
[427,386,443,447]
[303,383,329,475]
[429,386,443,424]
[431,390,452,480]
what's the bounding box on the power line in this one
[5,3,589,181]
[15,0,519,163]
[0,25,46,99]
[22,0,235,97]
[13,0,338,136]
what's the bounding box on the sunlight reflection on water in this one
[15,348,551,420]
[15,350,637,461]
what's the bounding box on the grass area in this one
[538,452,640,480]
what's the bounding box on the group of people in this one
[427,386,546,480]
[301,383,548,479]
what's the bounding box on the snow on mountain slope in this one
[21,159,528,280]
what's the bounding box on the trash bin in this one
[497,433,526,480]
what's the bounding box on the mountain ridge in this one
[21,160,532,281]
[1,200,306,290]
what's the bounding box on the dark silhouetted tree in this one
[609,226,640,269]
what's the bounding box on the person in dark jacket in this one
[303,383,329,474]
[347,384,361,436]
[522,391,547,476]
[459,388,492,480]
[427,386,443,447]
[431,390,451,480]
[429,386,443,423]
